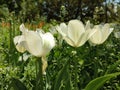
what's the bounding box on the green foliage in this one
[0,0,120,22]
[53,60,71,90]
[0,19,120,90]
[0,1,120,90]
[85,72,120,90]
[9,78,27,90]
[105,60,120,74]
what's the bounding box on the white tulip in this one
[89,24,114,45]
[56,19,96,47]
[14,24,55,57]
[14,24,55,73]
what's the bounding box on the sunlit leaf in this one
[85,72,120,90]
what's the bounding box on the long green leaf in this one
[54,60,72,90]
[64,68,72,90]
[9,78,27,90]
[84,72,120,90]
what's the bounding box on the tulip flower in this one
[56,19,96,47]
[89,24,114,45]
[14,24,55,57]
[13,24,55,73]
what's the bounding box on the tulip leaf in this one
[64,71,72,90]
[54,60,72,90]
[8,78,27,90]
[84,72,120,90]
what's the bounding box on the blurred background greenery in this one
[0,0,120,90]
[0,0,120,23]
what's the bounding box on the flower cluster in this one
[56,20,113,47]
[13,19,113,73]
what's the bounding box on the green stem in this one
[36,57,43,90]
[74,56,78,90]
[73,48,78,90]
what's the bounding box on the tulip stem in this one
[74,56,78,90]
[72,48,78,90]
[36,58,43,90]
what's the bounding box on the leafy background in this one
[0,0,120,90]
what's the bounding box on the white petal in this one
[56,23,67,37]
[49,26,57,35]
[20,24,28,33]
[77,28,96,47]
[64,36,75,47]
[76,21,95,47]
[36,29,45,34]
[101,24,113,43]
[89,25,102,44]
[14,35,21,45]
[85,20,91,30]
[68,20,85,44]
[13,35,26,53]
[56,25,65,36]
[76,34,86,47]
[60,23,68,35]
[41,32,55,56]
[23,30,43,57]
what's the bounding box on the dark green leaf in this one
[9,78,27,90]
[54,60,72,90]
[85,72,120,90]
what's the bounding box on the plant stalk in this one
[74,56,78,90]
[36,57,43,90]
